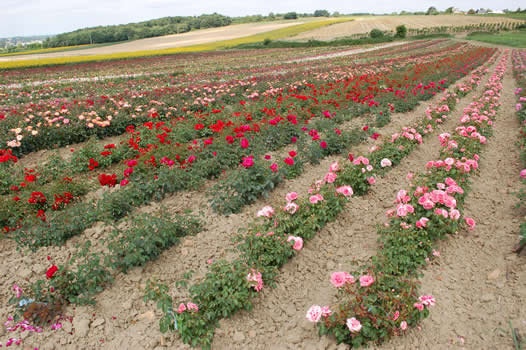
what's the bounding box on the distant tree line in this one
[43,13,232,47]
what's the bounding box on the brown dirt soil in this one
[0,46,524,350]
[291,15,524,41]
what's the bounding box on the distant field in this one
[290,15,525,40]
[467,31,526,48]
[0,20,323,62]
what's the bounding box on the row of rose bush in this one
[141,50,499,348]
[2,54,494,347]
[2,45,497,347]
[0,42,481,157]
[4,45,496,244]
[512,49,526,253]
[0,42,471,201]
[0,40,449,100]
[309,51,508,347]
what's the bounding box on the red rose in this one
[46,265,58,279]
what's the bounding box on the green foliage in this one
[31,241,113,306]
[467,31,526,48]
[106,213,202,272]
[374,228,433,276]
[283,12,298,20]
[13,202,98,250]
[208,160,283,215]
[395,25,407,38]
[318,272,428,347]
[369,28,385,39]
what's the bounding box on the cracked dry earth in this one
[0,48,524,350]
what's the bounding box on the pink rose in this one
[367,176,376,185]
[346,317,362,333]
[247,270,264,292]
[414,302,424,311]
[359,275,374,287]
[329,162,340,172]
[284,202,299,214]
[331,271,348,288]
[520,169,526,179]
[270,163,278,172]
[380,158,392,167]
[324,172,337,184]
[419,294,436,307]
[257,205,274,218]
[400,321,408,330]
[336,186,354,198]
[177,303,187,314]
[309,194,324,204]
[241,156,254,168]
[306,305,322,323]
[449,209,460,220]
[287,236,304,251]
[285,192,298,202]
[186,302,199,312]
[416,217,429,229]
[321,306,332,317]
[464,217,476,230]
[392,310,400,321]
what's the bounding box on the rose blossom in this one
[419,294,436,307]
[324,172,337,184]
[464,217,476,230]
[329,162,340,172]
[321,306,332,317]
[287,236,304,251]
[186,302,199,312]
[285,192,298,202]
[346,317,362,333]
[330,271,354,288]
[257,205,274,218]
[414,302,424,311]
[241,156,254,168]
[336,185,354,198]
[309,194,324,204]
[284,202,299,214]
[177,303,187,314]
[400,321,408,330]
[306,305,322,323]
[521,169,526,179]
[367,177,376,185]
[359,275,374,287]
[380,158,392,167]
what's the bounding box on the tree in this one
[314,9,330,17]
[426,6,439,15]
[283,12,298,20]
[444,7,454,14]
[370,28,384,38]
[395,24,407,38]
[467,8,476,14]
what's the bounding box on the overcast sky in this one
[1,0,523,37]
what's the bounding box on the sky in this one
[1,0,523,38]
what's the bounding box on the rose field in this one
[0,39,525,349]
